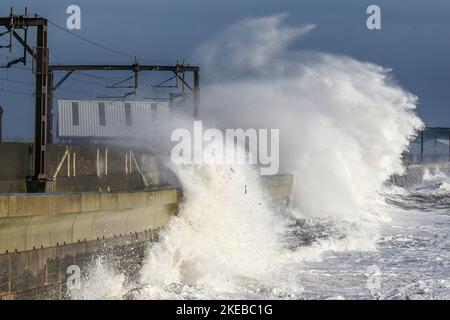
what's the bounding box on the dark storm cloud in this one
[0,0,449,139]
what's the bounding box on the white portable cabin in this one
[57,100,170,139]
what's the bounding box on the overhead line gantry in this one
[0,8,200,189]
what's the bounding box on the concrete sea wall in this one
[0,143,31,193]
[0,142,167,193]
[391,162,450,188]
[0,189,180,254]
[0,229,155,299]
[0,174,293,300]
[0,188,180,299]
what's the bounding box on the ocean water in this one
[70,167,450,300]
[270,170,450,300]
[290,184,450,300]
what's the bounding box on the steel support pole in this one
[420,131,424,163]
[47,71,53,144]
[193,70,200,119]
[34,23,49,179]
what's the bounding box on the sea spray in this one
[197,14,423,221]
[70,14,424,299]
[135,162,288,299]
[69,258,129,300]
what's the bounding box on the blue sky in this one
[0,0,449,140]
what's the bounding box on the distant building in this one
[57,100,170,143]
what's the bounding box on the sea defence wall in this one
[0,142,168,193]
[391,162,450,188]
[0,143,31,193]
[0,174,293,299]
[0,188,180,299]
[43,144,168,193]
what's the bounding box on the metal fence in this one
[405,127,450,164]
